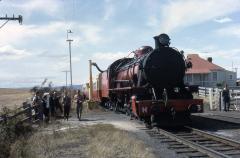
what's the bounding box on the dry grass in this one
[0,88,31,111]
[10,124,155,158]
[0,120,34,158]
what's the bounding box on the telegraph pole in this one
[0,14,22,29]
[62,70,70,87]
[66,30,73,88]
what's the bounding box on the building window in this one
[213,72,217,81]
[229,74,233,80]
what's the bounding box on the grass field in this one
[0,88,32,112]
[10,124,155,158]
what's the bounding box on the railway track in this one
[145,126,240,158]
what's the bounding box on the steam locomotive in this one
[84,34,203,126]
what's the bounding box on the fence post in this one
[219,91,222,111]
[27,104,32,124]
[3,114,7,124]
[209,88,213,110]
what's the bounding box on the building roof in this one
[186,54,225,74]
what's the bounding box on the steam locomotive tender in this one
[89,34,203,126]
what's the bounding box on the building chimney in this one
[207,57,212,63]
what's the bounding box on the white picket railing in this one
[198,87,240,111]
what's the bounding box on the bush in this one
[0,107,33,158]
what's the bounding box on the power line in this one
[0,19,9,29]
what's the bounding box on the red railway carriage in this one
[84,34,203,127]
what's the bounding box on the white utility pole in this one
[62,70,70,87]
[66,30,73,88]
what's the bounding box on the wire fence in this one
[0,102,41,125]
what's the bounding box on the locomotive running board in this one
[109,87,146,92]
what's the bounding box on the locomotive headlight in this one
[189,104,203,113]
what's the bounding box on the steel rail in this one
[156,128,232,158]
[185,126,240,148]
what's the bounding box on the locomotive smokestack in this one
[153,36,160,49]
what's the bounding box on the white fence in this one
[198,87,240,111]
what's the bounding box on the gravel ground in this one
[190,115,240,141]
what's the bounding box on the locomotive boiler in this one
[88,33,203,127]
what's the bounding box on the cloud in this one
[77,24,103,44]
[160,0,240,33]
[147,16,159,27]
[216,24,240,38]
[51,55,82,72]
[0,21,104,47]
[214,17,232,23]
[0,75,57,88]
[3,0,62,16]
[0,45,30,60]
[56,24,104,48]
[103,1,115,21]
[92,51,131,60]
[0,22,66,45]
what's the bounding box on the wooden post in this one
[219,91,222,111]
[209,88,213,110]
[89,60,93,100]
[205,87,207,97]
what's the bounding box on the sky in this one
[0,0,240,88]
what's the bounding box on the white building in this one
[184,54,237,87]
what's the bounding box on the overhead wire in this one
[0,19,9,29]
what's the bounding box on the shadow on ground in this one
[190,115,240,131]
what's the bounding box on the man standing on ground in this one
[63,90,71,120]
[32,91,44,121]
[53,91,63,115]
[74,90,84,121]
[42,93,50,122]
[222,84,230,111]
[49,91,55,118]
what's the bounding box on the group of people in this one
[32,89,85,122]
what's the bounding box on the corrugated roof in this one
[186,54,225,74]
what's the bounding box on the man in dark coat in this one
[42,93,50,122]
[63,90,71,120]
[222,84,230,111]
[49,92,55,118]
[32,91,44,121]
[74,90,84,121]
[53,91,63,115]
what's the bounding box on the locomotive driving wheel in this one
[145,117,152,129]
